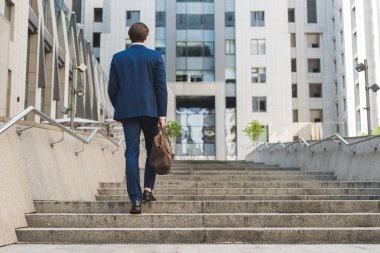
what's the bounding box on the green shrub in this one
[164,120,181,146]
[243,120,264,141]
[373,126,380,135]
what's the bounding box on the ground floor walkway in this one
[1,244,380,253]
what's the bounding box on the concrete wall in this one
[246,136,380,181]
[0,118,125,246]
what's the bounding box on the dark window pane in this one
[288,8,295,22]
[203,42,214,57]
[93,33,101,47]
[203,14,214,29]
[176,14,187,29]
[176,42,187,57]
[94,8,103,22]
[156,11,166,27]
[187,14,202,29]
[307,0,317,23]
[225,12,235,27]
[126,11,140,26]
[187,42,203,57]
[251,11,265,27]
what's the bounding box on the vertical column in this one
[165,0,176,82]
[214,0,226,160]
[215,82,226,160]
[0,18,10,116]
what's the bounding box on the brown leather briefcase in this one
[149,127,172,175]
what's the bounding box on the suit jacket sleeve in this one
[108,56,119,108]
[154,54,168,117]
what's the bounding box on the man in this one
[108,22,167,214]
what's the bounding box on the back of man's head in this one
[128,22,149,43]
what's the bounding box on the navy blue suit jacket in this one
[108,45,168,121]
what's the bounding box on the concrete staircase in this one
[16,161,380,243]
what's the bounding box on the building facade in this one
[35,0,380,159]
[0,0,112,124]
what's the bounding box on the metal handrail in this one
[0,106,121,154]
[254,132,380,155]
[267,141,285,152]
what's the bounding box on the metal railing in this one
[0,106,123,155]
[255,133,380,155]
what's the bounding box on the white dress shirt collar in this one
[131,42,146,46]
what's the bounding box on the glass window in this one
[225,40,235,55]
[307,33,320,48]
[126,11,140,26]
[288,8,295,22]
[5,0,14,41]
[156,11,166,27]
[93,33,101,48]
[176,42,214,57]
[94,8,103,22]
[225,12,235,27]
[187,14,202,29]
[177,14,214,30]
[309,83,322,97]
[307,0,317,23]
[252,97,267,112]
[291,59,297,72]
[203,42,214,57]
[187,42,203,57]
[291,33,296,47]
[251,68,266,83]
[203,14,214,29]
[292,84,297,98]
[308,59,321,73]
[251,11,265,27]
[155,40,166,55]
[176,42,187,57]
[251,39,266,55]
[293,110,299,122]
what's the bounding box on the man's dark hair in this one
[128,22,149,43]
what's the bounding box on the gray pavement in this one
[1,244,380,253]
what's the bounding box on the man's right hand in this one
[159,117,166,128]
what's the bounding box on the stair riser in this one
[95,195,380,201]
[33,201,380,214]
[97,188,380,196]
[16,229,380,244]
[155,176,337,181]
[25,214,380,228]
[99,182,380,189]
[191,171,334,175]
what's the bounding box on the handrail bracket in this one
[50,132,65,148]
[16,123,36,136]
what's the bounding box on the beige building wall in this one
[0,1,29,117]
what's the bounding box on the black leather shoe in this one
[143,190,157,202]
[130,200,142,214]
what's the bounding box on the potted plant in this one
[164,120,181,158]
[243,120,264,142]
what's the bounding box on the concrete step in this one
[25,213,380,228]
[15,227,380,243]
[172,160,254,165]
[95,195,380,201]
[180,166,299,170]
[137,170,327,176]
[97,188,380,196]
[190,171,334,175]
[170,166,300,171]
[99,181,380,189]
[155,175,337,181]
[33,200,380,214]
